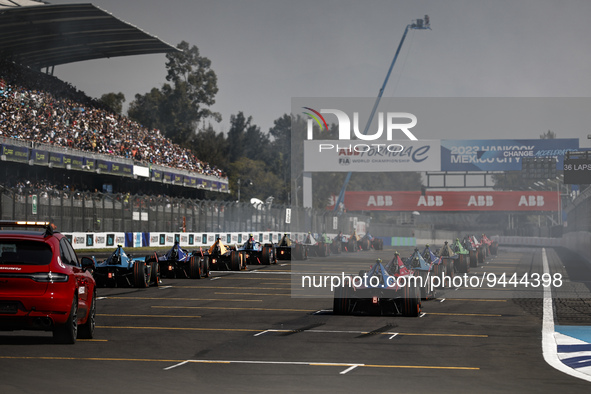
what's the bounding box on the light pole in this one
[237,178,241,202]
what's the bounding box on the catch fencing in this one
[0,187,367,235]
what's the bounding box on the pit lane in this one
[1,247,590,393]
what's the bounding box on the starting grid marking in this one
[252,328,487,339]
[0,356,479,375]
[162,358,480,374]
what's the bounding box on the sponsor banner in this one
[111,162,133,177]
[97,159,111,174]
[68,232,125,249]
[152,169,162,181]
[173,174,183,184]
[163,172,173,183]
[124,233,142,248]
[185,176,197,187]
[67,155,84,170]
[220,182,228,192]
[2,144,29,163]
[49,152,64,168]
[83,157,95,171]
[32,149,49,165]
[329,191,560,212]
[441,139,579,171]
[304,140,440,172]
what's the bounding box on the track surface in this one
[1,246,591,393]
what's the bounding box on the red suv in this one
[0,221,96,343]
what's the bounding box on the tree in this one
[99,92,125,114]
[128,41,220,145]
[540,130,556,139]
[226,112,271,162]
[229,157,284,203]
[190,123,229,170]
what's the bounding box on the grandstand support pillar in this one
[303,172,312,208]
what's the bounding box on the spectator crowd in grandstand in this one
[0,59,226,180]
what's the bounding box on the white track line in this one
[340,364,363,374]
[164,361,189,370]
[541,248,591,383]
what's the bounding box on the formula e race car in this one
[404,249,436,299]
[359,233,384,251]
[276,234,308,260]
[237,234,276,265]
[466,235,486,265]
[438,241,464,274]
[421,244,453,283]
[93,245,160,287]
[303,233,330,257]
[203,238,245,271]
[157,241,209,279]
[450,238,470,273]
[330,232,345,254]
[333,258,420,316]
[462,235,479,268]
[481,234,498,256]
[345,231,361,253]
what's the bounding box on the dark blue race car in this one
[237,234,276,265]
[157,241,209,279]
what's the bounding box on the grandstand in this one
[0,0,229,198]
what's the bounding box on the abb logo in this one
[468,195,494,207]
[518,195,545,207]
[417,195,443,207]
[367,195,393,207]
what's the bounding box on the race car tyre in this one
[189,255,201,279]
[201,256,210,278]
[491,243,498,256]
[146,253,160,286]
[347,239,357,253]
[230,251,241,271]
[431,264,444,287]
[445,260,455,281]
[294,244,303,260]
[333,285,350,315]
[456,254,469,274]
[361,238,371,251]
[54,296,78,344]
[133,261,149,288]
[402,285,420,317]
[469,250,478,267]
[78,292,96,339]
[478,248,485,265]
[262,246,273,265]
[150,262,160,287]
[331,241,341,254]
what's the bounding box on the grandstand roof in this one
[0,1,179,70]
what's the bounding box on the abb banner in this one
[329,191,560,212]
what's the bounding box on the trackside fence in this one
[0,187,368,235]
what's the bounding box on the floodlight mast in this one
[333,16,431,212]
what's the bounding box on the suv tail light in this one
[30,272,69,283]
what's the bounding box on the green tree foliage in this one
[99,92,125,114]
[128,41,220,145]
[228,157,283,203]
